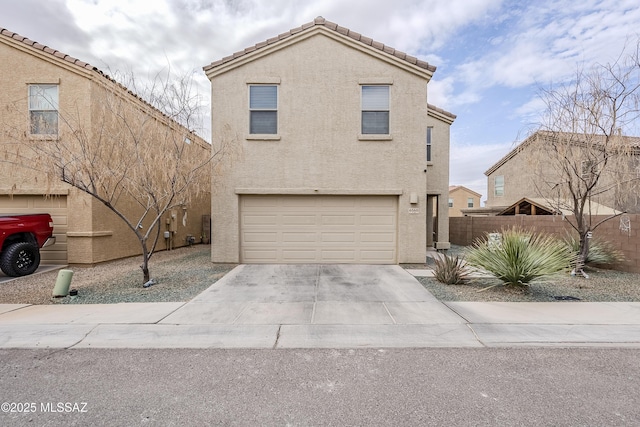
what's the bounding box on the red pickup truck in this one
[0,213,56,277]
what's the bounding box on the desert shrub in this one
[466,227,574,287]
[564,233,625,266]
[433,255,469,285]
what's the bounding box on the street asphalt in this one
[0,264,639,349]
[2,347,639,426]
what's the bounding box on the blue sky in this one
[2,0,639,201]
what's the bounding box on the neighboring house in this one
[448,185,482,217]
[204,17,455,264]
[0,28,210,266]
[484,130,640,214]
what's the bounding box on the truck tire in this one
[0,242,41,277]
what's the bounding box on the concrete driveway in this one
[58,264,474,349]
[0,264,63,284]
[161,264,465,325]
[147,264,477,349]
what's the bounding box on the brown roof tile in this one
[427,103,457,120]
[203,16,437,74]
[1,28,95,72]
[0,27,207,143]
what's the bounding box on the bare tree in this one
[3,69,230,283]
[531,41,640,276]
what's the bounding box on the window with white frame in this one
[29,84,59,135]
[494,175,505,197]
[426,127,433,161]
[249,85,278,134]
[467,198,474,208]
[448,198,453,208]
[361,85,389,134]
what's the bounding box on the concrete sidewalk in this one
[0,264,639,349]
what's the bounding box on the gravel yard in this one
[406,245,640,302]
[414,270,640,302]
[1,244,638,305]
[0,245,235,305]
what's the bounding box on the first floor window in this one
[29,84,58,135]
[249,85,277,134]
[494,175,505,197]
[361,85,389,134]
[426,127,433,161]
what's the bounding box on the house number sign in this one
[408,208,419,214]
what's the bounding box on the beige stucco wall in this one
[449,187,481,217]
[485,148,538,209]
[1,34,211,264]
[426,114,452,240]
[209,29,450,263]
[485,137,628,212]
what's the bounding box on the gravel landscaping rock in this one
[2,243,637,305]
[406,245,640,302]
[0,245,236,305]
[416,271,640,302]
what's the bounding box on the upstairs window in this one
[494,175,505,197]
[467,198,474,208]
[448,198,453,208]
[581,159,598,178]
[249,85,277,134]
[361,85,389,134]
[29,84,58,135]
[426,127,433,161]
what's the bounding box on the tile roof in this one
[0,27,206,143]
[203,16,436,73]
[0,27,98,71]
[427,103,456,120]
[449,185,482,197]
[485,130,640,176]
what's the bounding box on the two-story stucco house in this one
[0,27,211,266]
[485,130,640,215]
[204,17,455,264]
[448,185,482,217]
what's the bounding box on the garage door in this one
[0,195,68,265]
[240,195,397,263]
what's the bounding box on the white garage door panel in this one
[282,232,317,243]
[282,250,317,261]
[361,232,395,243]
[0,195,68,265]
[240,195,397,264]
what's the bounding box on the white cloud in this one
[449,140,514,202]
[3,0,639,192]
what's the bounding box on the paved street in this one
[1,347,639,426]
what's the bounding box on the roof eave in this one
[204,17,436,81]
[427,103,456,124]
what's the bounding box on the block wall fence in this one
[449,215,640,273]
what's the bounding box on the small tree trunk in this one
[141,264,150,283]
[140,240,151,283]
[573,231,590,278]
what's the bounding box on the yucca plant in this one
[564,233,624,266]
[433,255,469,285]
[466,227,574,287]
